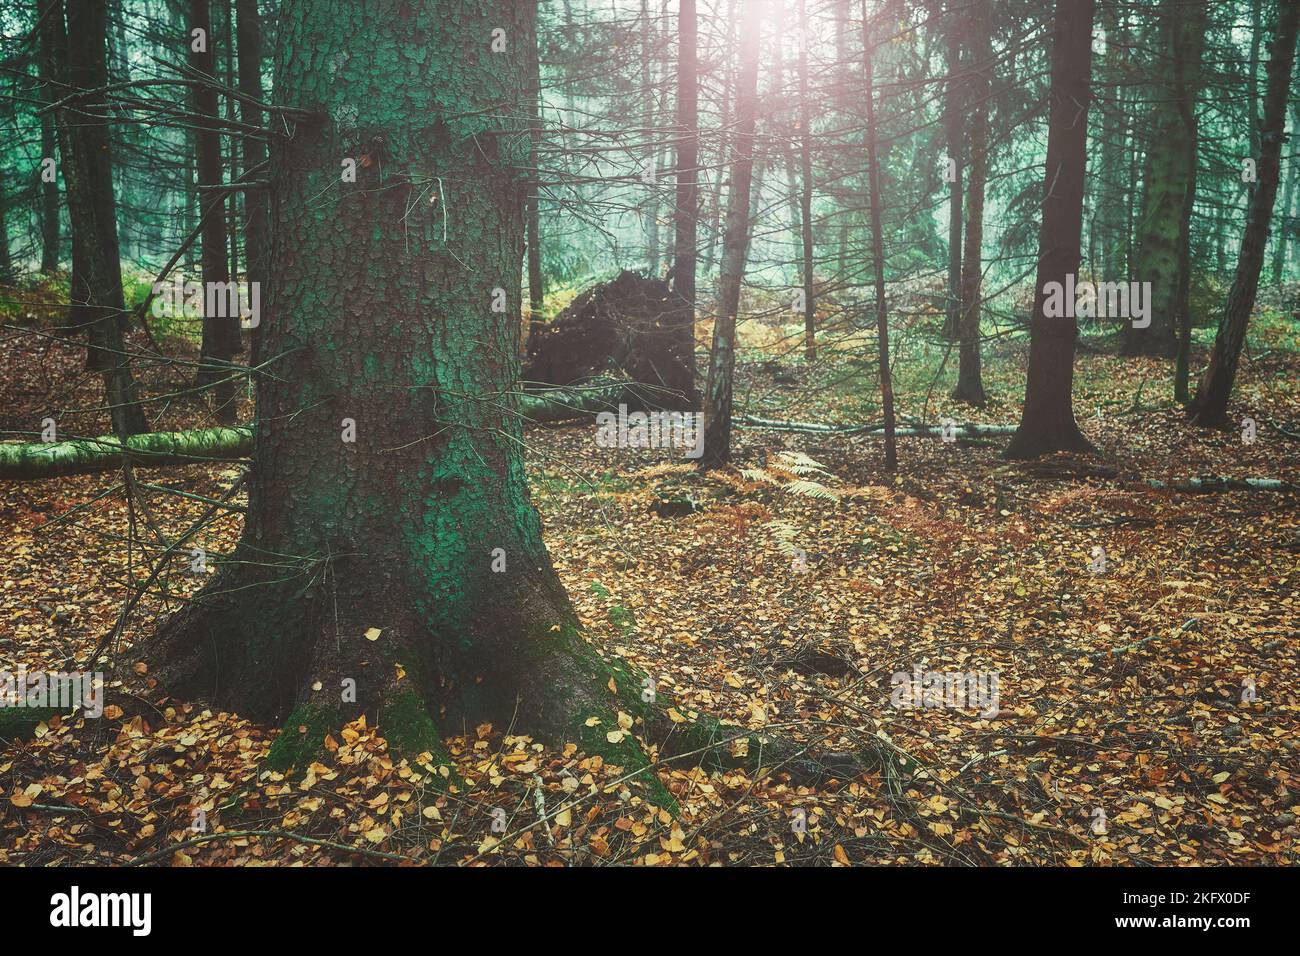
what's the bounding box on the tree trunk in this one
[669,0,698,403]
[1187,0,1299,425]
[952,0,988,407]
[235,0,269,363]
[1270,99,1299,286]
[941,0,964,342]
[797,0,817,363]
[190,0,239,424]
[44,0,146,438]
[526,0,544,333]
[38,5,61,276]
[640,0,660,273]
[1004,0,1097,460]
[1124,0,1207,357]
[139,0,675,793]
[861,0,896,471]
[0,153,12,284]
[700,0,764,469]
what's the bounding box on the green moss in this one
[0,707,61,744]
[263,703,342,773]
[377,691,460,789]
[574,708,678,814]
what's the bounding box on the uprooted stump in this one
[524,270,696,410]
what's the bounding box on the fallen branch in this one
[0,386,628,480]
[736,414,1017,438]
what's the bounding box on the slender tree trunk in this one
[797,0,816,363]
[1124,0,1207,357]
[941,0,964,342]
[701,0,764,469]
[142,0,676,794]
[1004,0,1097,460]
[190,0,239,424]
[669,0,699,405]
[1271,99,1299,286]
[640,0,660,273]
[952,0,988,406]
[1187,0,1300,425]
[235,0,269,363]
[44,0,146,437]
[38,16,61,277]
[860,0,896,471]
[526,1,544,335]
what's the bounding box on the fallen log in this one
[0,385,627,480]
[736,414,1018,438]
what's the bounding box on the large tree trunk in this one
[190,0,240,424]
[235,0,269,362]
[1004,0,1097,460]
[1123,0,1207,357]
[861,0,896,471]
[1187,0,1299,425]
[139,0,672,791]
[941,0,964,342]
[952,0,988,407]
[44,0,146,438]
[669,0,698,402]
[700,0,763,469]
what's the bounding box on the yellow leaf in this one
[365,627,383,641]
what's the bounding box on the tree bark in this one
[861,0,897,471]
[1187,0,1299,425]
[190,0,239,424]
[669,0,699,403]
[44,0,146,438]
[941,0,964,342]
[38,2,61,276]
[952,0,988,406]
[526,0,544,334]
[235,0,269,363]
[700,0,764,469]
[797,0,816,363]
[1124,0,1207,357]
[1004,0,1097,460]
[137,0,684,797]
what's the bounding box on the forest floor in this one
[1,289,1298,866]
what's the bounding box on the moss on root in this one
[263,703,343,773]
[0,707,61,744]
[264,696,460,789]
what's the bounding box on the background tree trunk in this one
[1124,0,1207,357]
[45,0,146,438]
[190,0,239,424]
[1187,0,1299,425]
[670,0,699,403]
[797,0,817,363]
[861,0,896,470]
[1004,0,1096,460]
[941,0,964,342]
[235,0,269,362]
[952,0,988,407]
[701,0,764,469]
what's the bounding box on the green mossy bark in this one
[0,707,61,744]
